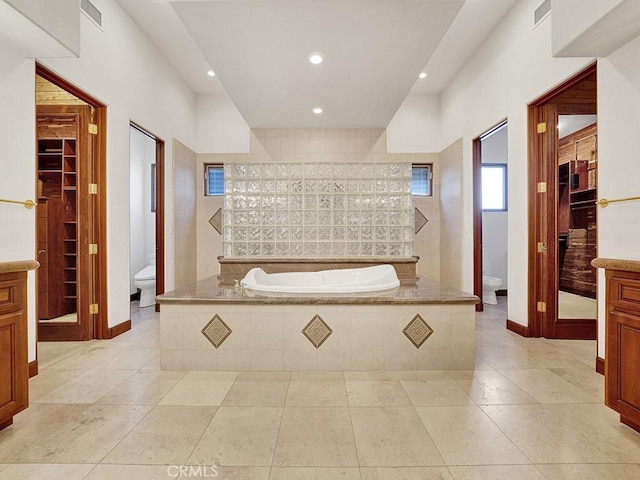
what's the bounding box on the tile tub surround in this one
[157,276,478,371]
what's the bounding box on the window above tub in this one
[205,164,224,196]
[411,164,432,196]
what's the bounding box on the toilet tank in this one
[149,253,156,266]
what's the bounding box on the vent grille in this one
[534,0,551,26]
[81,0,102,28]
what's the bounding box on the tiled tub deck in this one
[157,276,479,371]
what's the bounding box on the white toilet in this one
[482,275,502,305]
[135,254,156,308]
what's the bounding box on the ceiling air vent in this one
[81,0,102,29]
[534,0,551,27]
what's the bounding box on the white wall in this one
[439,0,592,327]
[481,125,508,289]
[129,127,156,295]
[196,94,250,153]
[596,34,640,358]
[387,94,441,153]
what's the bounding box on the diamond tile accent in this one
[302,314,333,349]
[415,207,428,234]
[403,314,434,348]
[209,208,223,235]
[201,314,232,348]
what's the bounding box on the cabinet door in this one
[0,310,28,426]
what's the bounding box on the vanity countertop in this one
[0,260,39,274]
[592,258,640,273]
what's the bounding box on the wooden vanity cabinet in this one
[0,271,29,431]
[605,269,640,432]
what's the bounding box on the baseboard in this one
[108,320,131,339]
[596,356,605,375]
[496,289,508,296]
[506,319,531,337]
[28,360,38,378]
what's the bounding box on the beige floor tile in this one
[350,407,443,466]
[93,347,159,370]
[346,379,412,406]
[450,369,538,405]
[482,404,621,463]
[417,406,529,465]
[535,463,640,480]
[222,372,290,406]
[448,465,546,480]
[33,369,134,404]
[208,466,270,479]
[360,466,453,479]
[498,369,600,403]
[273,407,358,467]
[548,367,605,400]
[102,405,216,465]
[286,373,347,406]
[394,371,454,381]
[189,406,282,466]
[11,404,152,463]
[270,467,361,479]
[97,370,186,405]
[402,380,474,406]
[160,371,238,406]
[84,464,179,480]
[0,465,6,472]
[0,464,95,480]
[27,369,84,401]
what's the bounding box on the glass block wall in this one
[222,162,414,257]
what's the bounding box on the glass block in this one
[304,211,317,225]
[333,210,345,225]
[389,210,402,225]
[347,213,359,225]
[318,226,331,241]
[248,210,260,225]
[290,210,303,225]
[375,226,387,241]
[318,210,331,225]
[304,163,317,177]
[347,242,359,256]
[248,180,261,193]
[261,243,274,256]
[375,211,388,225]
[223,226,232,240]
[389,227,402,241]
[248,226,260,241]
[276,180,289,193]
[389,196,401,208]
[333,181,345,193]
[223,242,232,257]
[246,195,258,209]
[360,180,374,193]
[304,242,318,256]
[276,243,290,256]
[405,227,413,241]
[276,163,289,177]
[263,180,275,193]
[290,195,303,208]
[275,196,288,209]
[224,197,233,210]
[262,226,274,241]
[404,243,413,256]
[233,180,246,193]
[223,212,232,227]
[403,181,411,193]
[319,195,331,208]
[374,195,387,209]
[318,242,332,256]
[375,180,388,193]
[276,211,288,225]
[291,242,303,256]
[233,227,247,241]
[224,163,234,177]
[233,243,247,256]
[233,196,247,209]
[248,242,260,256]
[319,163,332,176]
[402,195,412,209]
[404,211,413,225]
[347,226,359,241]
[390,164,401,177]
[319,179,332,193]
[332,242,345,256]
[276,226,289,241]
[361,195,374,209]
[402,163,412,177]
[304,179,316,193]
[292,226,303,240]
[304,195,317,209]
[333,195,344,209]
[333,226,345,240]
[262,211,275,225]
[345,163,357,177]
[234,164,246,177]
[375,243,387,256]
[247,164,261,178]
[389,243,402,256]
[347,195,360,209]
[361,226,372,240]
[360,211,372,226]
[375,163,388,177]
[262,163,275,177]
[291,163,304,177]
[333,163,346,176]
[234,211,247,225]
[389,181,401,193]
[347,179,360,193]
[291,180,303,193]
[361,242,373,256]
[304,226,317,240]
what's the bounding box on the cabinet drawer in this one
[610,274,640,311]
[0,275,25,315]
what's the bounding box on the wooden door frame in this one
[527,62,597,339]
[35,64,109,340]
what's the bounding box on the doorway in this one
[35,65,108,341]
[527,62,597,340]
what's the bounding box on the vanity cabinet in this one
[0,269,29,430]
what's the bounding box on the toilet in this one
[135,254,156,308]
[482,275,502,305]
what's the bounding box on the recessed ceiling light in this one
[419,72,427,79]
[308,52,324,65]
[207,70,215,77]
[313,107,323,114]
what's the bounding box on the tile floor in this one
[2,299,640,479]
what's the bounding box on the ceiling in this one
[116,0,519,128]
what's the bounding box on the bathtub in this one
[240,264,400,293]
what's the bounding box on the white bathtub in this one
[240,264,400,293]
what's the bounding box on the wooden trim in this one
[596,356,604,375]
[529,62,597,107]
[107,319,131,339]
[472,137,483,312]
[155,139,165,313]
[36,65,106,108]
[506,319,531,337]
[527,105,542,337]
[28,360,38,378]
[621,415,640,434]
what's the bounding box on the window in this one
[412,164,432,196]
[481,163,507,211]
[204,164,224,196]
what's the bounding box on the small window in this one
[412,164,432,196]
[481,163,507,211]
[205,164,224,196]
